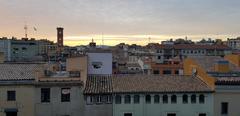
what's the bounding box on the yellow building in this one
[183,56,240,116]
[66,55,88,85]
[224,54,240,67]
[0,63,43,116]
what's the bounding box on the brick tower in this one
[57,27,64,52]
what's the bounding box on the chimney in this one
[214,60,230,73]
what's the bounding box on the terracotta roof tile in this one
[112,75,212,93]
[84,75,213,94]
[0,63,43,81]
[84,75,112,94]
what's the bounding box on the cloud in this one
[0,0,240,44]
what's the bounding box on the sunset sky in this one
[1,0,240,46]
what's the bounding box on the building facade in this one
[153,44,231,63]
[227,37,240,50]
[0,38,55,62]
[87,52,112,75]
[112,75,214,116]
[214,78,240,116]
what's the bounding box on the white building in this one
[87,52,112,75]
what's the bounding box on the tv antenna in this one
[24,23,28,38]
[148,37,151,43]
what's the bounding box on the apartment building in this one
[183,55,240,116]
[0,63,43,116]
[153,44,231,63]
[0,38,55,62]
[227,37,240,50]
[84,75,214,116]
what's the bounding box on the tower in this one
[89,38,96,48]
[57,27,64,48]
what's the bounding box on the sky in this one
[0,0,240,46]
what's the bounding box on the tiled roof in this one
[215,77,240,85]
[0,63,44,81]
[84,75,213,94]
[112,75,213,93]
[84,75,112,94]
[190,56,240,72]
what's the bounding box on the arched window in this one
[115,95,121,104]
[134,95,140,104]
[154,95,160,103]
[171,95,177,104]
[124,95,131,104]
[199,94,205,104]
[191,94,196,104]
[182,94,188,104]
[163,95,168,104]
[145,95,151,104]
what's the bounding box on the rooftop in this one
[189,56,240,72]
[84,75,213,94]
[155,44,230,50]
[215,77,240,85]
[112,75,212,93]
[84,75,112,94]
[0,63,44,81]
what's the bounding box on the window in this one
[22,47,27,50]
[87,96,94,104]
[41,88,50,102]
[199,94,205,104]
[191,94,196,104]
[7,91,16,101]
[154,95,160,103]
[163,95,168,104]
[124,113,132,116]
[102,95,107,103]
[106,95,112,103]
[163,70,171,74]
[124,95,131,104]
[199,113,206,116]
[145,95,151,104]
[95,95,102,103]
[153,70,160,74]
[158,56,161,59]
[69,71,80,77]
[171,95,177,104]
[182,94,188,104]
[115,95,121,104]
[6,112,17,116]
[61,88,70,102]
[134,95,140,104]
[221,102,228,115]
[167,113,176,116]
[174,70,179,75]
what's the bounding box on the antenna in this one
[24,24,28,38]
[148,37,151,43]
[102,33,104,46]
